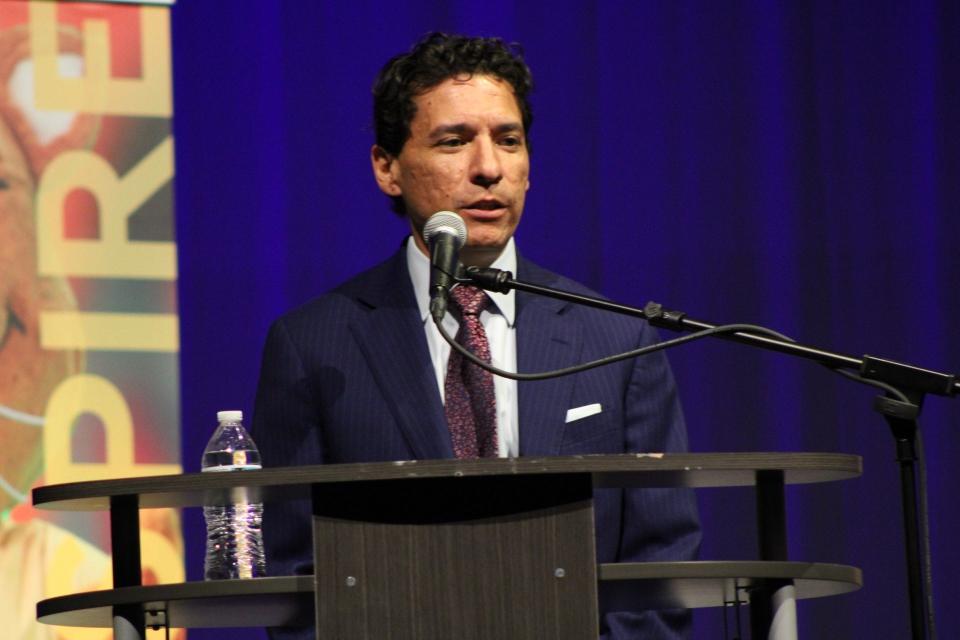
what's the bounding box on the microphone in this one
[423,211,467,322]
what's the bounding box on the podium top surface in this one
[33,452,860,511]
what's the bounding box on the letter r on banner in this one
[36,137,177,280]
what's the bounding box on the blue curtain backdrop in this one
[171,2,958,638]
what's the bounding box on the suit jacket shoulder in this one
[275,248,414,333]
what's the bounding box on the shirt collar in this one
[406,235,517,326]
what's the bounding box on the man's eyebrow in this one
[428,121,524,138]
[493,122,524,134]
[428,123,472,138]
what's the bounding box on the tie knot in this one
[450,285,490,316]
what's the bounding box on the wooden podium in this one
[33,453,863,639]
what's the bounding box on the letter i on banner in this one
[0,3,183,639]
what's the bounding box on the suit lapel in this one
[516,259,582,456]
[348,250,453,460]
[344,250,584,459]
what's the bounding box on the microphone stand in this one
[463,266,957,640]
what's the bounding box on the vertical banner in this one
[0,2,183,639]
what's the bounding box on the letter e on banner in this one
[28,2,172,117]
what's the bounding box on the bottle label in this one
[201,449,262,471]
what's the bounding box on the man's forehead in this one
[412,76,523,126]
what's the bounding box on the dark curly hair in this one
[373,32,534,158]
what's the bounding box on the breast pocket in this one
[559,409,622,454]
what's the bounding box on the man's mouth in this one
[461,199,507,218]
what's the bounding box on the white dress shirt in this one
[406,237,519,458]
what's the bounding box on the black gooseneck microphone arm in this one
[448,265,954,640]
[463,266,958,396]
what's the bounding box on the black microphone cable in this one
[432,304,793,382]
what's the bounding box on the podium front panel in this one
[311,473,598,639]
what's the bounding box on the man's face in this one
[372,74,530,267]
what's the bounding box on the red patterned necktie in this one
[444,285,499,458]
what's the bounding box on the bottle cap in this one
[217,410,243,422]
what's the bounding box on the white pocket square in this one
[565,403,602,423]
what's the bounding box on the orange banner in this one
[0,2,182,638]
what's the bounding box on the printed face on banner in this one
[373,74,530,267]
[1,5,185,640]
[0,45,81,515]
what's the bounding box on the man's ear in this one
[370,145,402,196]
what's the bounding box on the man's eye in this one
[500,136,523,147]
[438,138,464,147]
[0,177,9,190]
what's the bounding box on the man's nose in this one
[470,136,502,187]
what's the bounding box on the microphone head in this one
[423,211,467,249]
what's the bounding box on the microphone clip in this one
[461,266,513,293]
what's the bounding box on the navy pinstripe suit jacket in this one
[252,244,701,639]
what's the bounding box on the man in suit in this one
[252,33,700,639]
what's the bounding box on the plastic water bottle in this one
[201,410,266,580]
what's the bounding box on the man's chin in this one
[464,226,513,248]
[460,240,510,268]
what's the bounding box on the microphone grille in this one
[423,211,467,248]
